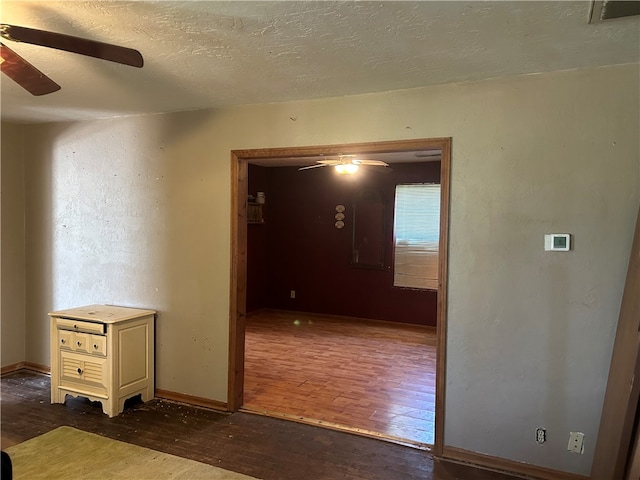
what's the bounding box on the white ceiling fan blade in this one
[298,163,330,171]
[353,159,389,166]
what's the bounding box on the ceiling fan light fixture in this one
[335,163,359,175]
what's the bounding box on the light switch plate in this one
[545,234,571,251]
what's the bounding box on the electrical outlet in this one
[536,428,546,444]
[568,432,584,454]
[290,290,296,299]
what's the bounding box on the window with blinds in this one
[393,183,440,290]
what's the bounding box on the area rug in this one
[5,426,259,479]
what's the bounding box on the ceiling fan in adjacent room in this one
[0,23,143,96]
[299,155,390,175]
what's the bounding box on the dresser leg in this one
[103,398,119,418]
[141,387,153,402]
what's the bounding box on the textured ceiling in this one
[1,1,639,124]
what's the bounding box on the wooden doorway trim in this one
[591,205,640,479]
[228,138,452,455]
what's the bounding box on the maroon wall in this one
[247,165,270,312]
[247,161,440,326]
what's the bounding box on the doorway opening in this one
[229,138,451,454]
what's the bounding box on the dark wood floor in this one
[244,310,436,446]
[1,370,523,480]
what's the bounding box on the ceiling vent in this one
[589,0,640,23]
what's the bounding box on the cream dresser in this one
[49,304,155,417]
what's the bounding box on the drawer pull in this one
[73,324,78,329]
[60,339,65,344]
[77,341,82,347]
[77,368,83,375]
[93,344,98,349]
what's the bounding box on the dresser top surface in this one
[49,305,155,324]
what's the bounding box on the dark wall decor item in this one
[351,189,385,268]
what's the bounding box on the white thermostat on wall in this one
[544,234,571,251]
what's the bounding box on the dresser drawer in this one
[56,318,105,335]
[89,335,107,356]
[72,332,91,353]
[59,351,108,395]
[58,330,73,350]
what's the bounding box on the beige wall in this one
[1,122,27,367]
[6,63,640,475]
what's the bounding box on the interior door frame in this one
[228,137,451,456]
[591,205,640,479]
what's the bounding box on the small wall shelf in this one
[247,202,264,224]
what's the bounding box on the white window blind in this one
[393,183,440,290]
